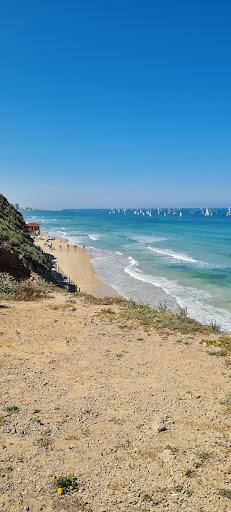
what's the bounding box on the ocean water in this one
[22,209,231,331]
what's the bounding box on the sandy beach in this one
[36,236,118,297]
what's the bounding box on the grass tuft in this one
[78,292,125,306]
[5,405,19,413]
[53,472,78,495]
[218,489,231,500]
[181,468,196,478]
[221,392,231,409]
[141,494,153,502]
[209,320,221,332]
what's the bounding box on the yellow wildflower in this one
[57,487,63,495]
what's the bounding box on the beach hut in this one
[27,222,40,236]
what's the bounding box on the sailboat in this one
[226,208,231,217]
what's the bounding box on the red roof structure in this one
[27,222,40,235]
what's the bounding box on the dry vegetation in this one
[80,292,222,335]
[0,272,57,301]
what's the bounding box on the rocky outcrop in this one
[0,194,51,278]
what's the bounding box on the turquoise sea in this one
[22,209,231,331]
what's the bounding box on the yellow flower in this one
[57,487,63,495]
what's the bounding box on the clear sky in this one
[0,0,231,208]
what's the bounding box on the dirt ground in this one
[0,292,230,511]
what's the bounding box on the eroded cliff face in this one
[0,246,31,278]
[0,194,51,278]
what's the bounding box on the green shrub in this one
[0,194,51,277]
[0,272,16,298]
[53,472,78,494]
[0,273,55,302]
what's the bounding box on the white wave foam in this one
[130,235,167,243]
[66,236,84,245]
[124,256,231,332]
[147,246,198,264]
[26,216,46,224]
[116,251,123,256]
[88,233,101,241]
[51,229,68,238]
[125,256,208,299]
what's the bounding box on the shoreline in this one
[31,224,231,332]
[36,234,119,297]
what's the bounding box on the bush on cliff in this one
[0,194,51,278]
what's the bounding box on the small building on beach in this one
[27,222,40,236]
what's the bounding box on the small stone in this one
[157,424,167,432]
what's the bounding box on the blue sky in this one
[0,0,231,208]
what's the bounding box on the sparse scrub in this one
[78,292,125,306]
[158,301,168,312]
[14,280,50,301]
[0,272,16,298]
[31,416,44,425]
[83,294,227,335]
[99,307,116,315]
[0,273,55,301]
[209,320,221,332]
[5,405,19,413]
[4,465,13,473]
[165,445,179,455]
[49,302,75,310]
[208,350,227,357]
[141,493,153,502]
[119,302,212,334]
[173,484,183,492]
[181,468,196,478]
[192,461,203,468]
[218,489,231,500]
[221,392,231,409]
[115,352,124,359]
[203,336,231,354]
[198,451,211,463]
[178,307,188,318]
[0,465,13,476]
[0,414,7,425]
[184,489,194,497]
[37,434,53,449]
[53,472,78,495]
